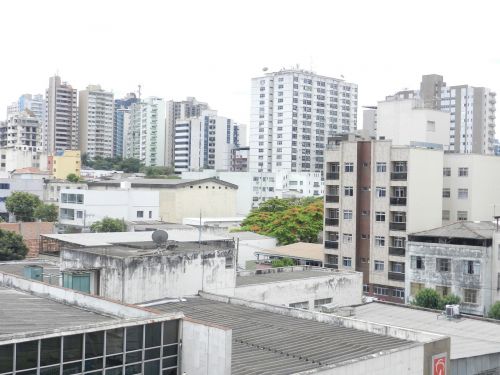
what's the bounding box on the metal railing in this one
[324,241,339,249]
[388,272,405,281]
[391,172,407,181]
[390,222,407,231]
[325,218,339,226]
[389,247,405,256]
[326,172,339,180]
[325,195,339,203]
[390,197,407,206]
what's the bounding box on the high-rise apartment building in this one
[165,97,209,166]
[0,110,42,151]
[18,94,45,123]
[360,106,377,138]
[249,69,358,173]
[79,85,114,158]
[113,93,138,157]
[45,75,79,153]
[174,110,245,173]
[6,102,18,118]
[323,135,443,302]
[126,97,166,166]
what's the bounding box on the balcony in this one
[388,272,405,281]
[391,172,407,181]
[324,241,339,249]
[390,197,407,206]
[326,172,339,180]
[325,195,339,203]
[390,222,406,231]
[325,218,339,226]
[389,247,405,256]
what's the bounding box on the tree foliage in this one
[271,257,295,268]
[143,166,176,178]
[90,217,127,233]
[34,204,59,222]
[489,302,500,319]
[66,173,82,183]
[439,294,461,310]
[412,288,461,310]
[5,192,42,222]
[0,229,28,260]
[83,155,143,173]
[240,197,323,245]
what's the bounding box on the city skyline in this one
[0,0,499,127]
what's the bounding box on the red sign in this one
[432,353,447,375]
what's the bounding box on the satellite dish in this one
[262,67,268,72]
[152,230,168,246]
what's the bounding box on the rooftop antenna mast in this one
[137,85,142,101]
[494,205,500,232]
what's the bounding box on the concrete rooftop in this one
[353,302,500,359]
[255,242,324,262]
[236,269,344,287]
[154,297,413,375]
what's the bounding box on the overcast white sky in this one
[0,0,499,127]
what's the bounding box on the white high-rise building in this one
[6,102,18,118]
[250,69,358,173]
[18,94,45,123]
[45,75,79,153]
[126,97,166,166]
[79,85,114,158]
[0,110,42,152]
[165,97,209,166]
[174,110,245,173]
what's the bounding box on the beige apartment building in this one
[323,135,443,301]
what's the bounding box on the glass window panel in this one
[63,361,82,374]
[162,321,178,345]
[84,371,103,375]
[0,344,13,373]
[85,357,103,370]
[86,331,104,358]
[144,360,160,375]
[162,356,177,368]
[40,365,60,375]
[163,369,177,375]
[40,337,61,366]
[106,328,124,355]
[16,340,38,370]
[162,345,178,357]
[145,348,160,360]
[126,326,143,352]
[64,334,83,362]
[105,368,122,375]
[126,351,142,364]
[125,364,142,375]
[145,323,161,348]
[16,370,37,375]
[105,354,123,367]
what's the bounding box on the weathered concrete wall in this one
[451,353,500,375]
[234,271,362,308]
[181,318,231,375]
[61,248,236,304]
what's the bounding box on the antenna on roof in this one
[494,205,500,232]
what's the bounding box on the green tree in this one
[90,217,127,232]
[34,203,59,222]
[413,288,442,309]
[117,158,142,173]
[240,197,323,245]
[439,294,461,310]
[5,192,42,222]
[489,301,500,319]
[66,173,82,183]
[0,229,29,260]
[271,257,295,268]
[143,166,175,178]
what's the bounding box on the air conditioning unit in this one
[445,304,460,319]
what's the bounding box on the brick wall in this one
[0,222,55,257]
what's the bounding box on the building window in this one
[410,282,424,296]
[0,183,10,189]
[61,193,84,204]
[443,167,451,176]
[376,187,386,198]
[457,211,468,221]
[374,286,388,296]
[392,236,405,248]
[136,210,144,218]
[343,210,352,220]
[376,162,386,172]
[390,261,405,273]
[463,289,478,304]
[344,186,353,196]
[465,260,480,274]
[60,208,75,220]
[374,260,384,271]
[410,256,425,270]
[343,257,352,267]
[436,258,451,272]
[344,162,354,172]
[375,236,385,247]
[436,285,450,297]
[343,233,353,243]
[314,298,332,308]
[375,211,385,222]
[76,211,83,219]
[289,301,309,309]
[442,210,450,220]
[363,284,369,293]
[458,167,469,177]
[442,188,450,198]
[458,188,468,199]
[392,288,405,299]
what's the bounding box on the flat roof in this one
[352,302,500,359]
[42,230,230,247]
[0,286,115,339]
[228,231,274,241]
[255,242,324,262]
[236,269,342,287]
[0,261,60,279]
[410,221,495,240]
[87,177,238,189]
[153,297,412,375]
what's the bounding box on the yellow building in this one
[49,150,81,180]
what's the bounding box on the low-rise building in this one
[58,187,159,229]
[48,149,81,179]
[254,242,325,267]
[406,221,498,316]
[0,149,48,177]
[87,178,238,223]
[0,177,44,221]
[43,179,88,204]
